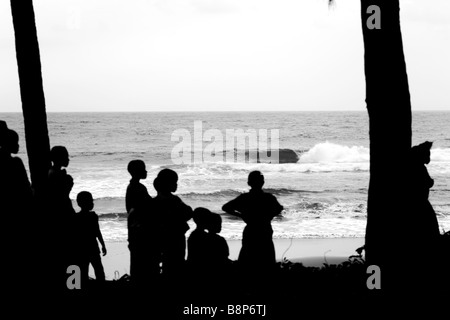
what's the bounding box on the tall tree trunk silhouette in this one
[10,0,51,197]
[10,0,54,296]
[360,0,411,285]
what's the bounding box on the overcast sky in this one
[1,0,449,112]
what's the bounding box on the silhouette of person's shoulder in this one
[76,210,99,230]
[127,179,147,190]
[188,229,212,267]
[0,154,31,206]
[170,194,186,204]
[263,191,281,203]
[88,211,100,231]
[126,180,151,213]
[250,189,279,201]
[235,190,269,206]
[48,167,71,186]
[2,155,29,181]
[155,194,192,233]
[188,229,209,253]
[263,191,283,214]
[126,180,149,199]
[155,193,190,209]
[222,193,249,215]
[48,166,65,178]
[189,228,208,241]
[11,155,29,175]
[75,210,101,252]
[230,192,248,205]
[174,195,193,214]
[209,233,229,256]
[86,210,99,221]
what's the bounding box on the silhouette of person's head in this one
[411,141,433,165]
[77,191,94,211]
[207,213,222,234]
[193,207,211,231]
[154,168,178,194]
[248,171,264,190]
[51,146,70,168]
[3,129,19,155]
[127,160,147,180]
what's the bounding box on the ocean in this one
[2,111,450,242]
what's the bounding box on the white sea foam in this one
[300,142,370,163]
[431,148,450,162]
[70,142,450,201]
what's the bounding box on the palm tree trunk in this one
[361,0,412,283]
[10,0,55,296]
[10,0,50,197]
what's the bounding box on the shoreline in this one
[91,237,365,280]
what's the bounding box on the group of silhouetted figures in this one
[0,119,445,295]
[125,160,283,291]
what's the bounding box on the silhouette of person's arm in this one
[127,208,140,229]
[95,213,107,256]
[270,195,284,217]
[182,201,193,222]
[222,195,245,220]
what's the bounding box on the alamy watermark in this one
[171,121,280,164]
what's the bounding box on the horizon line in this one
[1,109,450,113]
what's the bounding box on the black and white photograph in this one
[1,0,450,316]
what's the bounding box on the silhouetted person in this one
[0,126,32,294]
[48,146,75,216]
[409,141,440,239]
[75,191,106,287]
[47,146,76,289]
[186,207,210,295]
[125,160,157,286]
[206,212,230,268]
[222,171,283,275]
[188,209,230,270]
[408,141,441,289]
[206,212,234,296]
[0,129,32,205]
[153,169,193,279]
[187,207,210,266]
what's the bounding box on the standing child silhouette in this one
[48,146,75,288]
[187,207,210,266]
[75,191,106,287]
[222,171,283,273]
[153,169,193,278]
[0,125,32,294]
[206,212,230,268]
[125,160,156,286]
[48,146,75,216]
[408,141,441,290]
[409,141,440,239]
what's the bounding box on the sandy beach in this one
[91,238,365,280]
